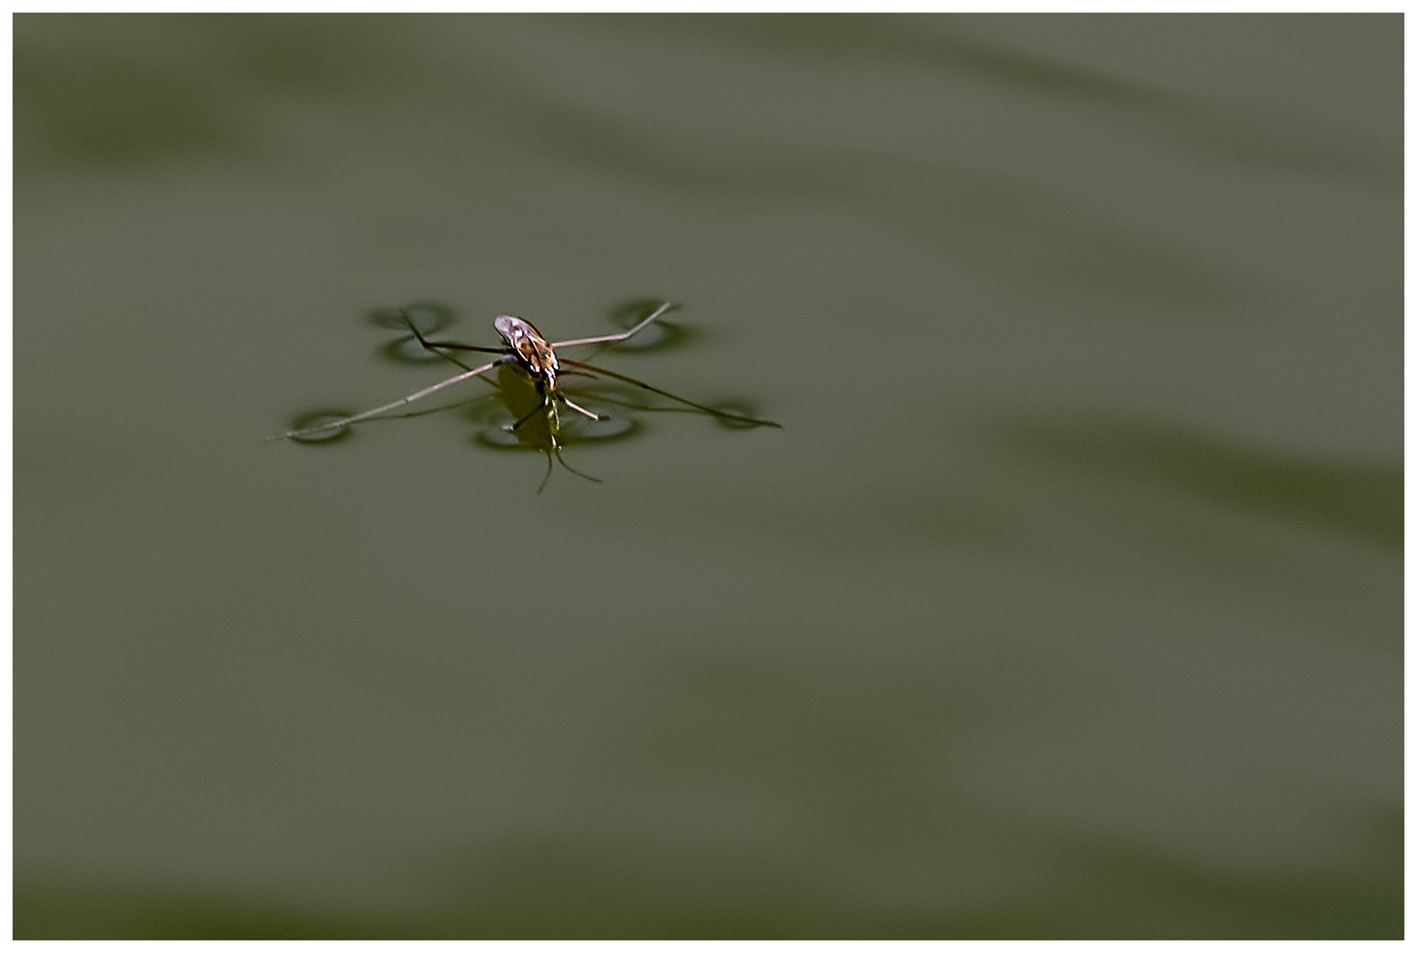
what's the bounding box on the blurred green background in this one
[14,13,1401,938]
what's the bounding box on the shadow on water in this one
[990,415,1401,550]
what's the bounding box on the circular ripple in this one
[474,425,526,450]
[370,302,452,334]
[603,300,692,352]
[564,411,639,442]
[373,303,465,363]
[384,334,450,363]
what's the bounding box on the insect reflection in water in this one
[277,302,781,492]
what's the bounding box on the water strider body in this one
[277,301,780,490]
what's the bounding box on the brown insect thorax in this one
[494,314,560,393]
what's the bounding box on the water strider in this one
[276,301,780,490]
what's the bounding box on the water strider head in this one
[494,315,559,392]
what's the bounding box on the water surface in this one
[14,13,1401,938]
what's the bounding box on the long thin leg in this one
[564,392,706,416]
[559,358,781,428]
[274,359,501,440]
[418,340,506,357]
[535,447,602,494]
[508,399,553,432]
[361,396,488,422]
[559,394,600,420]
[402,309,504,374]
[550,301,674,349]
[537,452,555,494]
[554,447,602,484]
[532,444,605,493]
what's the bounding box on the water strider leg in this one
[560,395,600,420]
[553,447,602,486]
[534,443,602,494]
[402,309,504,373]
[550,301,675,349]
[558,358,780,429]
[274,359,502,441]
[507,396,558,432]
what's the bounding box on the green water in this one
[14,13,1401,939]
